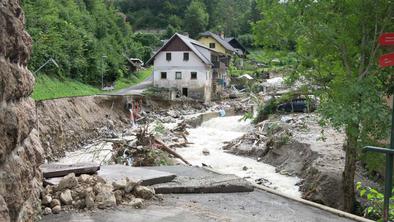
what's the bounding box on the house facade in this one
[147,33,226,102]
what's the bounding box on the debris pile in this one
[41,173,156,215]
[223,118,294,159]
[112,123,191,166]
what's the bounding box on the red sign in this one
[380,33,394,46]
[379,53,394,68]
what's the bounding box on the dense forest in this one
[115,0,259,39]
[22,0,258,87]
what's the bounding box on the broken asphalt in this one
[41,166,371,222]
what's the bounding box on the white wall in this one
[153,51,211,89]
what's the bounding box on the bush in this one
[253,99,278,124]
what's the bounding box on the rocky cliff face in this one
[0,1,44,221]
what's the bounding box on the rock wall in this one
[0,1,44,221]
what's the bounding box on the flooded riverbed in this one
[56,114,301,198]
[176,115,301,198]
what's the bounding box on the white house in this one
[146,33,227,102]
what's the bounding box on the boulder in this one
[114,190,124,205]
[43,207,52,215]
[78,174,93,184]
[124,178,138,193]
[57,173,78,191]
[51,205,61,214]
[60,189,73,205]
[112,179,127,190]
[50,199,61,208]
[95,184,116,209]
[133,186,155,200]
[202,148,210,155]
[85,191,95,210]
[127,198,144,208]
[41,195,52,206]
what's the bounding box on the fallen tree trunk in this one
[154,138,191,165]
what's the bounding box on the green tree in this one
[184,0,209,38]
[22,0,146,86]
[254,0,393,213]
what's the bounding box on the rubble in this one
[40,173,159,215]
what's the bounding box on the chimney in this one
[220,31,225,39]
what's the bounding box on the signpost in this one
[364,33,394,222]
[380,33,394,46]
[380,53,394,68]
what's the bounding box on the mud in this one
[223,113,347,210]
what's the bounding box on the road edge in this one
[202,166,373,222]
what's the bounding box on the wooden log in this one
[153,138,191,165]
[40,163,100,179]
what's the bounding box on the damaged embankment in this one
[36,95,232,161]
[36,95,131,160]
[223,114,346,210]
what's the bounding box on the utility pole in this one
[101,55,107,90]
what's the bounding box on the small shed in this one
[127,58,144,72]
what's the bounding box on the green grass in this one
[32,68,153,101]
[114,68,152,91]
[32,75,101,101]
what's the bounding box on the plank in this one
[40,163,100,179]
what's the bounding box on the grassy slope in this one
[32,75,101,100]
[32,68,152,101]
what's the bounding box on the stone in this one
[127,198,144,209]
[114,190,124,205]
[112,179,127,190]
[57,173,78,191]
[73,200,86,209]
[60,189,73,205]
[125,178,138,193]
[41,195,52,206]
[133,186,155,200]
[242,166,248,171]
[50,199,61,208]
[52,205,61,214]
[94,175,106,184]
[78,174,93,184]
[202,148,210,155]
[43,207,52,215]
[95,184,116,209]
[85,192,95,210]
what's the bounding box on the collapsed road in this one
[41,166,367,222]
[35,94,371,222]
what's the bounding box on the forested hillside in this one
[22,0,152,86]
[115,0,259,40]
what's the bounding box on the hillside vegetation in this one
[22,0,151,87]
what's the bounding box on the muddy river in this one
[176,115,301,198]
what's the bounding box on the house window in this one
[191,72,197,80]
[166,53,171,61]
[161,72,167,79]
[209,43,215,48]
[175,72,182,80]
[183,52,189,61]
